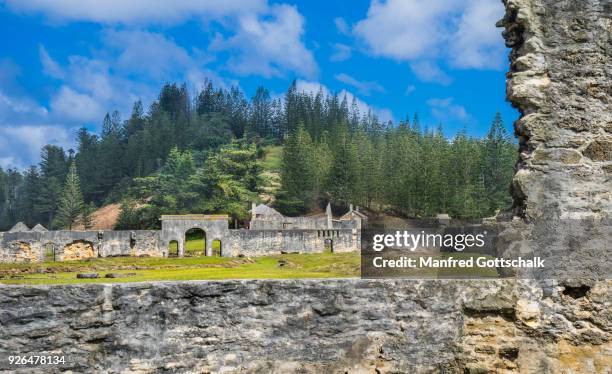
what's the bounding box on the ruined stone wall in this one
[0,230,163,263]
[499,0,611,219]
[0,226,360,262]
[0,279,609,373]
[225,229,359,257]
[250,216,329,230]
[250,216,360,230]
[97,230,161,258]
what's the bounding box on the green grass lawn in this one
[0,251,361,285]
[261,145,283,171]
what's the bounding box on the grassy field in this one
[0,249,501,285]
[0,251,361,285]
[260,145,283,171]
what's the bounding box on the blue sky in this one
[0,0,518,169]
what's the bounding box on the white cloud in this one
[354,0,458,60]
[427,97,469,122]
[0,125,74,169]
[0,91,48,120]
[353,0,505,82]
[103,30,195,79]
[295,80,328,96]
[330,43,352,62]
[211,4,317,79]
[405,85,416,95]
[0,156,19,170]
[0,63,78,168]
[4,0,267,24]
[10,0,317,81]
[50,86,104,122]
[67,56,115,101]
[334,17,349,35]
[39,32,234,125]
[40,48,126,122]
[450,0,506,69]
[334,73,385,96]
[8,1,318,80]
[39,45,64,78]
[410,62,452,85]
[295,80,394,123]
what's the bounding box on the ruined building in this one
[0,203,362,263]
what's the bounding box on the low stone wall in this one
[0,279,608,373]
[250,216,329,230]
[225,229,359,257]
[97,230,162,258]
[0,230,162,263]
[0,227,360,262]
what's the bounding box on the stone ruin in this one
[501,0,611,220]
[0,203,362,263]
[491,0,611,281]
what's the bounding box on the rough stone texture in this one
[498,0,612,220]
[11,242,36,263]
[226,229,358,257]
[0,279,610,373]
[0,231,163,263]
[61,240,95,261]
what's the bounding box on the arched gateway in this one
[160,215,230,257]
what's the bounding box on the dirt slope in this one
[73,203,121,230]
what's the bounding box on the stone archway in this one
[43,242,56,262]
[168,240,179,258]
[185,228,206,257]
[212,239,222,256]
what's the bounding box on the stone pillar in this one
[495,0,610,281]
[206,239,213,257]
[178,239,184,258]
[326,203,333,229]
[498,0,611,220]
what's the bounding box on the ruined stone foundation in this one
[0,280,610,373]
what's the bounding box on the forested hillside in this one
[0,81,516,231]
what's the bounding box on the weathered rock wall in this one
[0,279,609,373]
[499,0,611,219]
[0,230,163,263]
[97,230,161,258]
[225,229,359,257]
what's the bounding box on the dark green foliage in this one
[277,125,317,214]
[278,108,517,219]
[56,162,85,230]
[482,113,515,213]
[81,202,96,230]
[123,141,261,229]
[0,76,517,230]
[115,199,141,230]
